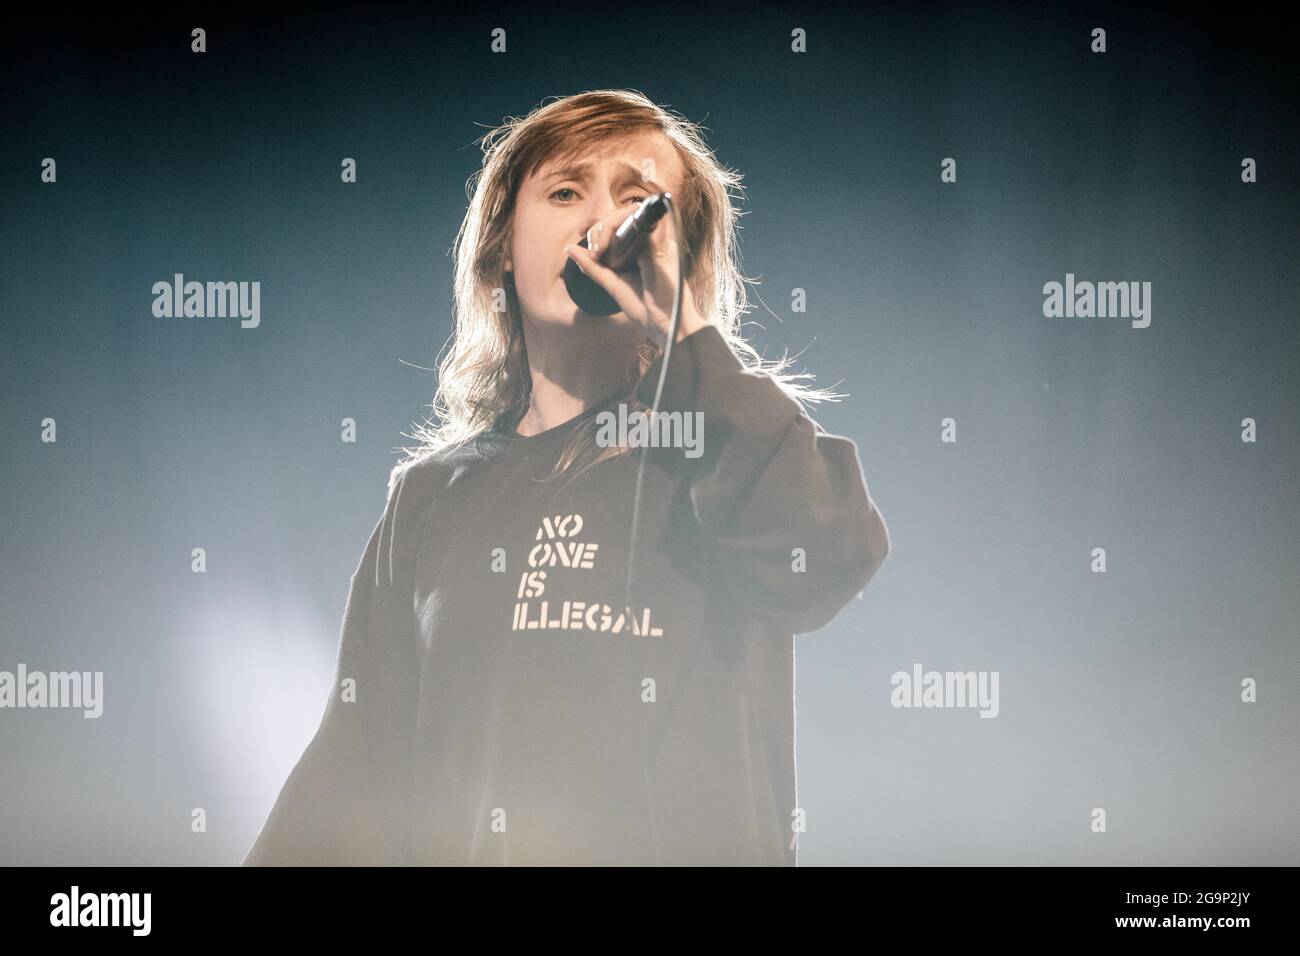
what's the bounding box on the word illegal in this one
[512,599,663,636]
[151,273,260,328]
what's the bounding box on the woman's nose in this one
[582,199,624,247]
[583,217,616,256]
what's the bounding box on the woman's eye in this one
[549,188,647,205]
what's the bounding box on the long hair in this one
[391,89,841,494]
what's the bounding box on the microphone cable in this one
[622,192,685,866]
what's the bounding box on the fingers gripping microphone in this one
[562,192,673,316]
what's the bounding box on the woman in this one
[243,89,890,866]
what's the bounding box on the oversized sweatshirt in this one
[242,323,890,866]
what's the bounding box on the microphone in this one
[562,192,672,317]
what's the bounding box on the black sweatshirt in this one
[242,324,890,866]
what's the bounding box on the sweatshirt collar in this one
[475,388,628,462]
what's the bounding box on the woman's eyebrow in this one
[541,159,664,191]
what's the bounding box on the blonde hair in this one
[392,89,841,491]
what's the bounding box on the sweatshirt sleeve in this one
[635,324,890,634]
[241,470,422,866]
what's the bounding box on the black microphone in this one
[562,192,672,316]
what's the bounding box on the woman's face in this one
[506,129,687,333]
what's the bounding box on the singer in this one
[242,89,891,867]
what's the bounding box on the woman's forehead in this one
[530,131,684,187]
